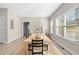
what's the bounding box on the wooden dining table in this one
[16,33,63,55]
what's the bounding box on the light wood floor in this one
[0,38,24,55]
[0,37,63,55]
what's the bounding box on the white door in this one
[0,16,4,43]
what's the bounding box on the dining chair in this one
[32,39,43,55]
[28,40,48,55]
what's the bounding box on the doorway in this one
[23,22,30,38]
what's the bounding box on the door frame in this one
[23,22,30,37]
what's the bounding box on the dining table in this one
[16,33,63,55]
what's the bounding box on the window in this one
[55,7,79,42]
[50,20,54,34]
[56,16,65,37]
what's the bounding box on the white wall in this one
[21,17,49,36]
[7,9,22,43]
[0,8,50,43]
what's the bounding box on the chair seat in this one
[28,44,48,51]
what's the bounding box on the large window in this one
[56,16,65,36]
[56,7,79,42]
[50,20,54,34]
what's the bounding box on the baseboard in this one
[7,36,23,43]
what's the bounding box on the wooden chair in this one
[32,40,43,55]
[28,40,48,55]
[28,44,32,51]
[28,43,32,55]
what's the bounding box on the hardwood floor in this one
[0,36,63,55]
[0,38,24,55]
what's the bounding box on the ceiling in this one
[0,3,62,17]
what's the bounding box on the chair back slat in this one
[32,39,43,55]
